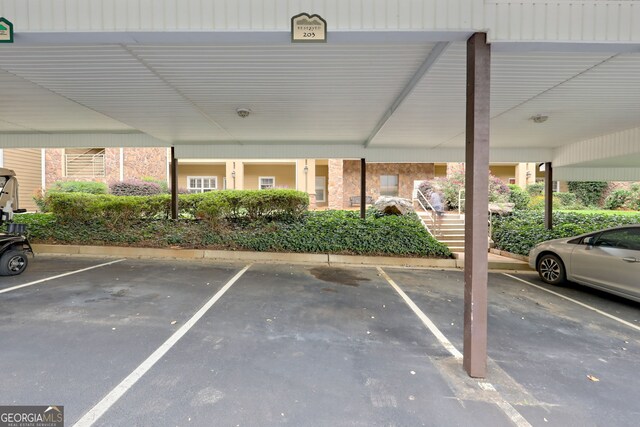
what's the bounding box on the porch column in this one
[360,158,366,219]
[170,146,178,220]
[544,162,553,230]
[463,32,490,378]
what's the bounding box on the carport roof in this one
[1,0,640,180]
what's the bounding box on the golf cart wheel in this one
[537,254,565,285]
[0,249,29,276]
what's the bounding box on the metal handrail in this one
[414,188,437,236]
[458,189,465,215]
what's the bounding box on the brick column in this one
[328,159,344,209]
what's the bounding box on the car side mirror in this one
[584,236,595,246]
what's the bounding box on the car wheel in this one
[0,249,29,276]
[537,254,566,285]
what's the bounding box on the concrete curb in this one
[31,244,529,271]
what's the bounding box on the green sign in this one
[0,18,14,43]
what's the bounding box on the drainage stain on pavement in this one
[310,267,370,287]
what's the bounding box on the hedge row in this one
[491,211,640,256]
[45,189,309,224]
[10,210,452,258]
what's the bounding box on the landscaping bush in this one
[142,176,169,193]
[49,180,108,194]
[110,179,163,196]
[13,210,452,258]
[45,192,170,224]
[507,184,530,210]
[604,189,631,210]
[46,189,307,225]
[567,181,608,207]
[492,210,640,256]
[526,182,544,196]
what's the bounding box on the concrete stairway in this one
[416,210,466,252]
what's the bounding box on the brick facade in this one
[328,159,344,210]
[340,161,435,208]
[44,147,167,188]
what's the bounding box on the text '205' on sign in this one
[291,13,327,43]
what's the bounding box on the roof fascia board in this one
[0,133,167,149]
[554,167,640,182]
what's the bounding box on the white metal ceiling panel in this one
[129,43,436,142]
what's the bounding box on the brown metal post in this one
[170,146,178,220]
[463,32,490,378]
[544,162,553,230]
[360,158,366,219]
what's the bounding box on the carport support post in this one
[360,158,366,219]
[171,146,178,220]
[544,162,553,230]
[463,32,490,378]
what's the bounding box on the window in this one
[259,176,275,190]
[315,176,326,202]
[594,228,640,251]
[380,175,399,197]
[187,176,217,193]
[508,178,516,185]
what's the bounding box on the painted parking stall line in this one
[0,259,126,295]
[73,264,252,427]
[376,267,462,359]
[503,273,640,333]
[378,267,532,427]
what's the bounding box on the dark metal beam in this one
[544,162,553,230]
[170,146,178,220]
[360,158,366,219]
[463,32,490,378]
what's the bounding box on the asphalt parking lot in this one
[1,256,638,427]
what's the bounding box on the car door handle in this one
[622,257,639,263]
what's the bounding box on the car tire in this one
[537,253,566,285]
[0,249,29,276]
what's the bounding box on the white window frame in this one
[259,176,275,190]
[315,176,326,202]
[187,176,217,193]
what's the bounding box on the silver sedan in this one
[529,225,640,302]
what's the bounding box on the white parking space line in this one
[73,264,252,427]
[503,273,640,333]
[378,267,532,427]
[377,267,462,359]
[0,259,126,295]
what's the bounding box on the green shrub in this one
[50,180,108,194]
[507,185,530,210]
[46,192,170,224]
[492,210,640,255]
[142,177,169,193]
[604,189,631,210]
[567,181,609,207]
[110,179,163,196]
[526,182,544,196]
[14,210,452,258]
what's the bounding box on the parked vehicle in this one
[529,225,640,303]
[0,168,32,276]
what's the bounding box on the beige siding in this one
[244,164,296,190]
[178,164,226,191]
[489,165,516,183]
[3,149,41,212]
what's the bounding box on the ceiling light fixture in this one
[236,108,251,118]
[531,114,549,124]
